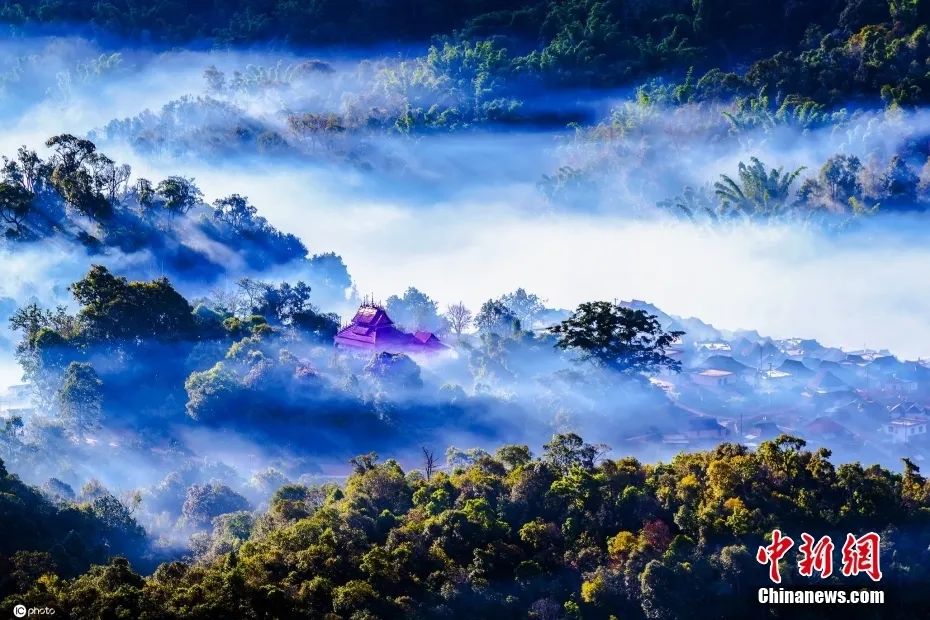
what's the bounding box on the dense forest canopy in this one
[4,435,930,618]
[2,0,929,106]
[2,3,928,225]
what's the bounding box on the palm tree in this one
[657,186,720,221]
[713,157,805,218]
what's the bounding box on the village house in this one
[777,359,815,381]
[882,416,929,445]
[729,337,759,363]
[760,368,793,390]
[879,375,919,395]
[803,417,857,444]
[696,355,758,383]
[684,416,730,439]
[888,401,928,418]
[806,370,848,395]
[690,369,734,388]
[823,397,886,434]
[695,341,731,354]
[742,418,787,443]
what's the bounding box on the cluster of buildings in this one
[649,327,930,459]
[7,297,918,465]
[333,298,930,463]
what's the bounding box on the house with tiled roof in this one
[888,401,928,418]
[334,303,447,354]
[698,355,756,375]
[807,370,848,395]
[882,416,929,444]
[685,415,730,439]
[803,417,857,443]
[777,359,815,380]
[690,368,734,387]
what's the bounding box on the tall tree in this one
[473,299,519,336]
[714,157,804,217]
[156,176,202,216]
[0,182,33,238]
[45,134,110,219]
[444,301,472,337]
[56,362,103,434]
[549,301,683,374]
[69,265,195,344]
[213,194,258,232]
[385,287,446,333]
[819,154,862,204]
[498,288,546,328]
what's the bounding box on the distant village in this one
[624,300,930,464]
[3,298,928,466]
[325,298,930,463]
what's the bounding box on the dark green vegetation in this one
[9,263,346,432]
[550,302,683,375]
[0,457,147,586]
[5,1,930,106]
[6,262,677,442]
[3,435,930,618]
[0,134,347,284]
[653,153,929,221]
[35,3,927,222]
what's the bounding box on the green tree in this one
[55,362,103,434]
[156,176,202,216]
[880,155,918,206]
[819,154,863,204]
[69,265,196,344]
[549,301,683,374]
[45,134,110,219]
[498,288,546,329]
[495,444,533,470]
[212,193,258,232]
[543,433,606,472]
[184,362,242,422]
[180,483,250,528]
[714,157,805,217]
[0,182,33,238]
[385,287,446,333]
[474,299,519,336]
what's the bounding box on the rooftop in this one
[334,303,446,353]
[889,417,928,427]
[696,369,733,378]
[763,369,791,379]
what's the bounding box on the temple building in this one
[334,302,447,353]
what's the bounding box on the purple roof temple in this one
[334,303,447,353]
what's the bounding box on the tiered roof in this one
[334,304,446,353]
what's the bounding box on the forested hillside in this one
[4,0,930,106]
[4,435,930,618]
[0,456,150,591]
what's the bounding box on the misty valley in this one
[0,2,930,619]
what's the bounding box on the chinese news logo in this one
[756,529,882,583]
